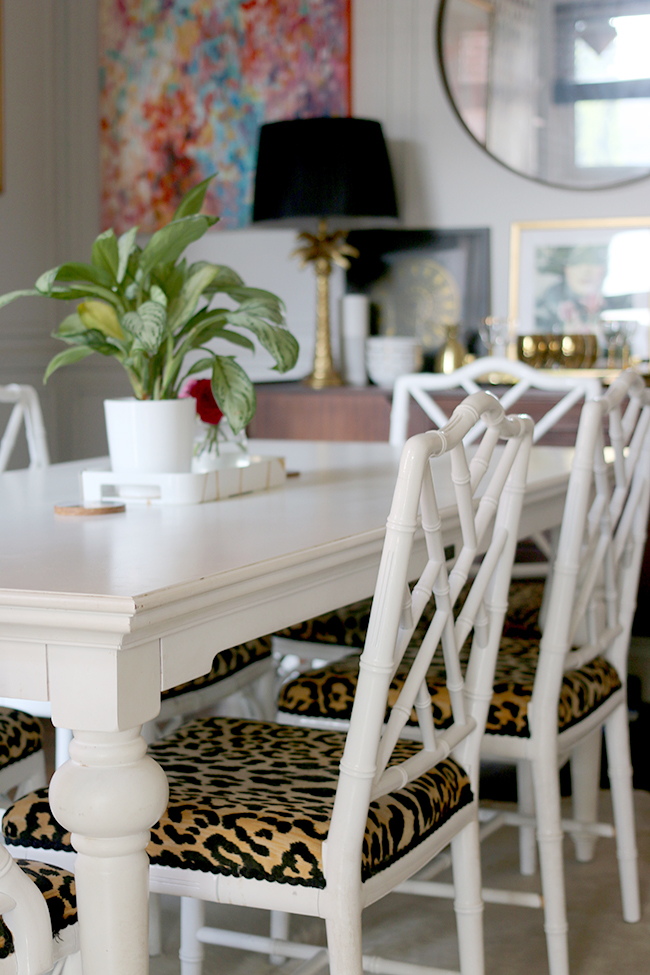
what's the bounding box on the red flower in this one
[183,379,223,425]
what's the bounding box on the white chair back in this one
[389,357,602,447]
[325,391,533,894]
[532,369,650,736]
[0,845,55,974]
[0,384,50,473]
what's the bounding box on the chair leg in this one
[532,754,570,975]
[58,950,83,975]
[269,910,290,964]
[14,751,47,799]
[149,892,162,956]
[254,667,279,720]
[569,729,601,863]
[55,728,74,770]
[325,908,363,975]
[604,704,640,923]
[451,819,485,975]
[516,759,537,875]
[179,897,205,975]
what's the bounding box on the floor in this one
[149,790,650,975]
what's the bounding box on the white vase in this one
[104,397,197,474]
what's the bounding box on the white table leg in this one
[49,727,169,975]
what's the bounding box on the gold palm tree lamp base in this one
[292,220,358,389]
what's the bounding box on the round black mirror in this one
[437,0,650,190]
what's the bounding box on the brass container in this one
[435,325,466,374]
[518,333,598,369]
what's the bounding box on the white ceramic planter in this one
[104,397,197,474]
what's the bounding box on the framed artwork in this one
[509,218,650,363]
[98,0,351,233]
[345,228,491,356]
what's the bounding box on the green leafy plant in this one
[0,176,298,433]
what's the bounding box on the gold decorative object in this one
[517,333,598,369]
[292,219,359,388]
[435,324,467,374]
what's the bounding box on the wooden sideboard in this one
[248,381,584,447]
[248,384,392,441]
[249,381,650,636]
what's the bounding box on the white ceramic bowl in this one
[365,336,423,389]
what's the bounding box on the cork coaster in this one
[54,502,126,516]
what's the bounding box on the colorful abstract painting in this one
[99,0,351,233]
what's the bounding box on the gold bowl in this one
[518,334,598,369]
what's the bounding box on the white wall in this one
[353,0,650,316]
[0,0,130,464]
[0,1,60,464]
[190,0,650,371]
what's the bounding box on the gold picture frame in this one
[509,217,650,369]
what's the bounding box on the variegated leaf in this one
[121,300,167,354]
[117,227,138,284]
[211,357,256,434]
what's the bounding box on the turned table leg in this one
[49,727,168,975]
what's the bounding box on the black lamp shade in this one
[252,117,398,222]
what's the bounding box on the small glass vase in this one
[192,417,249,472]
[479,317,512,358]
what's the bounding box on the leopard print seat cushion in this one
[276,600,374,649]
[277,579,621,738]
[0,708,43,770]
[275,581,546,651]
[3,718,472,889]
[161,636,272,700]
[0,860,76,959]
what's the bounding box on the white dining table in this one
[0,439,574,975]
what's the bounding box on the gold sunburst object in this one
[291,220,359,388]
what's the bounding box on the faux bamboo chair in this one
[388,357,601,450]
[389,356,600,579]
[276,370,650,975]
[273,358,602,866]
[474,369,650,975]
[0,388,49,819]
[0,846,79,975]
[2,393,534,975]
[274,358,600,669]
[0,384,49,474]
[0,709,46,816]
[0,387,53,782]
